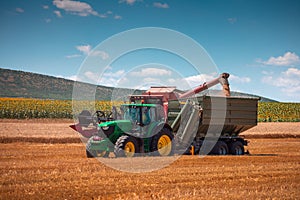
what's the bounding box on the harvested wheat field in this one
[1,120,300,199]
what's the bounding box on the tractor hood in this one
[99,120,132,132]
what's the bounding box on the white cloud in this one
[182,73,250,91]
[130,68,172,77]
[97,70,126,87]
[258,52,300,66]
[73,71,251,92]
[57,69,124,86]
[114,15,122,20]
[183,73,218,87]
[65,54,81,59]
[75,45,109,60]
[53,0,99,17]
[57,69,125,87]
[230,74,251,83]
[16,8,24,13]
[76,45,91,55]
[103,70,125,78]
[119,0,138,5]
[98,14,107,18]
[91,51,110,60]
[45,18,52,23]
[262,70,272,75]
[56,74,80,81]
[43,5,49,9]
[153,2,169,9]
[105,66,113,70]
[143,77,160,82]
[168,78,176,84]
[262,68,300,97]
[84,71,99,83]
[99,78,119,87]
[227,18,237,24]
[68,75,79,81]
[54,10,62,17]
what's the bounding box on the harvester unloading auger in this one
[70,73,259,157]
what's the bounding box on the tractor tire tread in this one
[114,135,139,157]
[150,127,174,156]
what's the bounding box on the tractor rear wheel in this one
[114,135,139,157]
[86,139,109,158]
[229,141,244,155]
[211,141,228,155]
[150,128,174,156]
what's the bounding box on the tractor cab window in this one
[123,106,138,122]
[156,105,165,122]
[142,107,151,125]
[122,105,155,126]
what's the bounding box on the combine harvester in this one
[70,73,259,157]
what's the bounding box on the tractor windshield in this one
[121,105,155,126]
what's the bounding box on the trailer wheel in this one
[229,141,244,155]
[150,128,174,156]
[211,141,228,155]
[86,139,109,158]
[114,135,139,157]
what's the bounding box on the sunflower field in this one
[0,98,120,119]
[258,102,300,122]
[1,98,299,122]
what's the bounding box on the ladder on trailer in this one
[171,100,201,152]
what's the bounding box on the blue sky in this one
[0,0,300,102]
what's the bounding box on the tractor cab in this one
[85,103,172,158]
[95,103,165,142]
[121,103,164,127]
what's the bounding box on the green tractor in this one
[85,103,174,158]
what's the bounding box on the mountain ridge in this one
[0,67,277,102]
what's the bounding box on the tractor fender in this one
[163,123,173,133]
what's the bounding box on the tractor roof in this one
[121,103,157,107]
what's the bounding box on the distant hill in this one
[0,68,140,100]
[230,91,277,102]
[0,68,277,102]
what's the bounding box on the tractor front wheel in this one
[86,139,109,158]
[150,128,174,156]
[114,135,140,157]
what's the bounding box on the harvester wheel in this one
[229,141,244,155]
[150,128,174,156]
[211,141,228,155]
[114,135,139,157]
[86,138,109,158]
